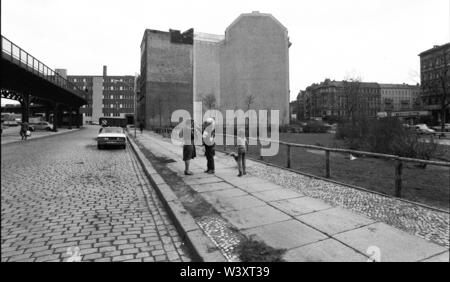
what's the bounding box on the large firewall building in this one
[138,11,291,127]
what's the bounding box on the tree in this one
[342,77,362,124]
[202,93,217,111]
[423,49,450,132]
[244,94,257,111]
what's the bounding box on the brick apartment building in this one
[419,42,450,124]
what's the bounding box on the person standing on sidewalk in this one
[180,119,200,175]
[236,128,247,177]
[202,118,216,174]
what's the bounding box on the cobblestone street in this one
[1,126,192,262]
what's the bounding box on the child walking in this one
[235,129,247,177]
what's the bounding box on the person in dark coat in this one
[180,119,200,175]
[20,122,29,140]
[139,121,144,134]
[202,118,216,174]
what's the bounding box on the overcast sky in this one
[2,0,450,105]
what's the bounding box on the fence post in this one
[325,150,330,178]
[394,159,403,197]
[259,140,264,161]
[223,134,227,152]
[287,144,291,168]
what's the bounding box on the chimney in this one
[103,65,107,77]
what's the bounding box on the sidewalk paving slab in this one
[283,238,368,262]
[221,206,291,230]
[252,189,305,202]
[202,188,249,200]
[421,251,450,262]
[333,222,448,262]
[297,207,376,236]
[190,182,236,193]
[242,219,328,250]
[204,194,267,213]
[270,197,333,217]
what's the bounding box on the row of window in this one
[103,94,134,100]
[104,103,133,109]
[70,77,133,84]
[81,104,134,109]
[83,113,122,117]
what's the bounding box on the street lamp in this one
[111,76,138,138]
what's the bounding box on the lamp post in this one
[111,76,137,138]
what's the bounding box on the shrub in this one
[336,117,437,161]
[302,121,329,133]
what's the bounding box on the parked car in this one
[413,124,436,134]
[29,121,54,131]
[97,127,126,149]
[3,120,19,127]
[431,123,450,132]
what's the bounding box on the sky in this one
[1,0,450,106]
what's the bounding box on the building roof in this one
[225,11,288,35]
[379,83,421,89]
[418,42,450,57]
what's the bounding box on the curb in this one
[1,127,84,146]
[127,134,227,262]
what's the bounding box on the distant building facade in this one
[139,11,291,128]
[300,80,427,121]
[67,66,135,124]
[419,43,450,124]
[302,79,381,120]
[379,84,422,112]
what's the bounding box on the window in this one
[110,104,114,108]
[73,78,77,82]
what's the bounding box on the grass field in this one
[217,133,449,211]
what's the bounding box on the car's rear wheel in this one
[97,144,103,150]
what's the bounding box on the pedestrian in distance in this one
[139,121,144,134]
[20,121,30,141]
[202,118,216,174]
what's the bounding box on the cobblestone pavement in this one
[1,126,192,262]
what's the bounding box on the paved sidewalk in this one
[135,130,449,262]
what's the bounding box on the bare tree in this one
[244,94,257,111]
[423,49,450,132]
[342,77,362,124]
[202,93,217,111]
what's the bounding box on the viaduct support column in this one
[68,107,73,130]
[20,93,30,123]
[53,103,59,132]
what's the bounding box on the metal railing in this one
[1,35,87,102]
[216,133,450,199]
